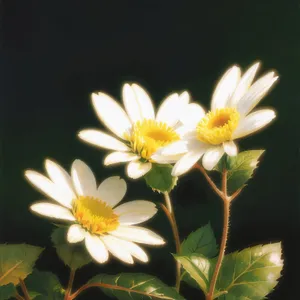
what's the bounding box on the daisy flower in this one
[78,83,190,179]
[153,62,278,176]
[25,159,165,264]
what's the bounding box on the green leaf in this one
[88,273,185,300]
[174,254,212,295]
[216,242,283,299]
[0,244,43,286]
[25,270,65,299]
[215,150,264,194]
[0,284,16,300]
[144,164,177,193]
[51,227,92,270]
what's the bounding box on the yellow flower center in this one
[72,196,119,235]
[124,119,180,160]
[196,108,240,145]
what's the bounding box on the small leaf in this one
[0,284,16,300]
[144,164,177,193]
[51,227,92,270]
[25,270,65,299]
[216,242,283,299]
[215,150,264,194]
[0,244,43,286]
[88,273,185,299]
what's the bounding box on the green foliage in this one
[0,244,43,286]
[215,150,264,194]
[0,284,16,300]
[144,164,177,193]
[88,273,185,300]
[51,227,92,270]
[25,270,65,300]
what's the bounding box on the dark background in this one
[2,1,300,299]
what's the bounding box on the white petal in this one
[67,224,86,243]
[85,233,109,264]
[71,160,98,197]
[78,129,130,151]
[156,93,188,127]
[126,161,152,179]
[151,153,184,164]
[229,62,260,108]
[180,103,206,128]
[114,200,157,225]
[122,84,143,123]
[223,141,238,156]
[101,235,134,264]
[211,66,241,110]
[104,152,139,166]
[92,92,131,139]
[30,202,75,221]
[202,146,224,171]
[236,73,278,116]
[131,84,155,120]
[110,225,165,245]
[98,176,127,207]
[25,171,72,208]
[179,91,190,105]
[232,109,276,139]
[159,141,188,156]
[44,160,76,205]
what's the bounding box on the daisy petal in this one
[110,225,165,245]
[114,200,157,225]
[117,239,149,263]
[104,152,139,166]
[159,141,188,156]
[180,103,206,128]
[126,161,152,179]
[30,202,75,221]
[85,233,109,264]
[151,153,184,164]
[67,224,86,243]
[232,109,276,139]
[223,141,238,156]
[98,176,126,207]
[229,62,260,108]
[202,146,224,171]
[122,84,143,123]
[71,160,98,197]
[179,91,190,105]
[236,73,278,116]
[78,129,130,151]
[131,84,155,120]
[25,171,72,208]
[211,65,241,110]
[92,92,131,139]
[101,235,134,264]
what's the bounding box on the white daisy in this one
[25,159,165,264]
[78,83,190,179]
[153,62,278,176]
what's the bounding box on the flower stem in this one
[15,291,25,300]
[19,278,31,300]
[161,192,181,292]
[64,269,76,300]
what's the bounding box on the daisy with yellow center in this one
[78,83,190,179]
[153,62,278,175]
[25,159,165,264]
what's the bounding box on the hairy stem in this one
[64,269,75,300]
[19,278,31,300]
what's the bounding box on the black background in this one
[2,1,300,299]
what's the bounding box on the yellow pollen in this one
[124,119,180,160]
[72,196,119,235]
[196,108,240,145]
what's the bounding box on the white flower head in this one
[155,62,278,176]
[78,83,191,179]
[25,159,165,264]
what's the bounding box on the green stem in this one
[64,269,75,300]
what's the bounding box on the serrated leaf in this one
[0,284,16,300]
[216,242,283,299]
[25,270,65,299]
[0,244,43,286]
[144,164,177,193]
[215,150,264,194]
[88,273,185,300]
[51,227,92,270]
